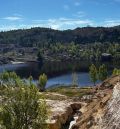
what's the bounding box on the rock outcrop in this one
[46,100,82,129]
[71,76,120,129]
[71,89,112,129]
[46,76,120,129]
[101,82,120,129]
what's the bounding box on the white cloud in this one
[50,24,61,30]
[1,17,120,31]
[73,11,86,18]
[0,25,18,31]
[0,18,93,31]
[104,20,120,27]
[3,16,23,21]
[0,24,43,31]
[33,18,94,29]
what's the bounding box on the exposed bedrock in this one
[46,100,82,129]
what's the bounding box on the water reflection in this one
[46,72,95,87]
[0,60,119,87]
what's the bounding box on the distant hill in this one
[0,26,120,47]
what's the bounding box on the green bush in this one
[0,72,48,129]
[0,85,48,129]
[38,73,47,91]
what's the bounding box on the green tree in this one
[112,68,118,76]
[0,71,9,82]
[0,85,48,129]
[98,64,108,81]
[89,64,98,86]
[37,50,43,62]
[72,72,78,87]
[112,68,120,76]
[28,75,33,86]
[38,73,47,91]
[0,71,22,87]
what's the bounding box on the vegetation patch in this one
[0,71,48,129]
[47,86,93,98]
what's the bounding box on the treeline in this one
[89,64,107,85]
[0,26,120,47]
[89,64,120,85]
[38,42,120,61]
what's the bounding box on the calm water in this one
[0,60,119,87]
[45,72,96,87]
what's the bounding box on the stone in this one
[46,100,82,129]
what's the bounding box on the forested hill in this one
[0,25,120,47]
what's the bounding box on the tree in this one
[0,71,22,87]
[89,64,98,86]
[37,50,43,62]
[38,73,47,91]
[112,68,120,76]
[28,75,33,86]
[0,71,10,82]
[0,84,48,129]
[112,68,118,76]
[98,64,108,81]
[72,72,78,87]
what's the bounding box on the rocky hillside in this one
[46,75,120,129]
[72,75,120,129]
[101,82,120,129]
[72,87,112,129]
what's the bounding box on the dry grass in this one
[46,86,93,99]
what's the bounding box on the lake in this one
[0,60,119,87]
[45,72,96,87]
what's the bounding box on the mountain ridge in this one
[0,25,120,47]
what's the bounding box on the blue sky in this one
[0,0,120,31]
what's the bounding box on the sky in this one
[0,0,120,31]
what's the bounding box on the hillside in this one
[71,75,120,129]
[0,26,120,47]
[43,76,120,129]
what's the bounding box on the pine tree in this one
[37,50,43,62]
[98,64,108,81]
[89,64,98,86]
[38,73,47,91]
[112,68,118,76]
[112,68,120,76]
[72,72,78,87]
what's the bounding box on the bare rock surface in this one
[72,89,112,129]
[46,76,120,129]
[101,82,120,129]
[46,99,82,129]
[71,76,120,129]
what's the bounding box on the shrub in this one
[38,73,47,91]
[0,84,48,129]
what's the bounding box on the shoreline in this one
[10,61,25,64]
